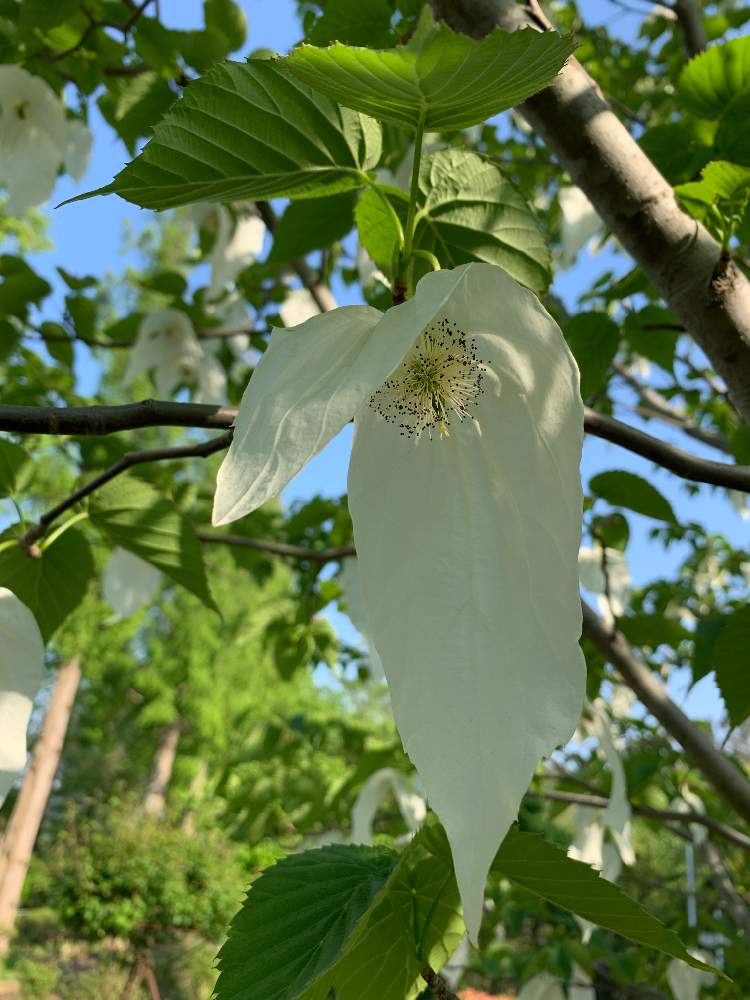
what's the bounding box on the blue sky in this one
[19,0,749,729]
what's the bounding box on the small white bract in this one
[0,588,44,806]
[0,65,92,214]
[102,548,162,621]
[125,307,226,404]
[212,262,585,941]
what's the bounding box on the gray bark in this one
[431,0,750,424]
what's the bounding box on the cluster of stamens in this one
[369,318,487,439]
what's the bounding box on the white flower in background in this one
[569,963,595,1000]
[356,242,390,292]
[187,202,265,300]
[671,784,708,846]
[338,558,385,681]
[125,307,226,404]
[102,548,161,621]
[666,954,715,1000]
[578,544,631,626]
[442,935,471,990]
[609,684,636,720]
[208,209,265,300]
[693,553,729,597]
[63,118,93,181]
[583,698,636,865]
[0,65,92,214]
[280,287,318,327]
[350,767,426,844]
[0,588,44,806]
[568,804,626,943]
[517,973,565,1000]
[729,490,750,520]
[211,262,585,941]
[558,186,604,269]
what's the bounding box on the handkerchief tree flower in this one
[213,260,586,940]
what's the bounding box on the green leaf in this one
[618,614,690,649]
[691,615,725,683]
[216,817,463,1000]
[307,0,395,47]
[563,312,619,399]
[637,124,711,184]
[355,183,406,273]
[216,845,398,1000]
[39,322,73,367]
[286,8,576,131]
[205,0,247,52]
[589,470,677,524]
[713,606,750,726]
[416,149,550,292]
[622,306,680,372]
[268,191,358,263]
[679,35,750,119]
[715,93,750,167]
[0,527,94,642]
[492,825,720,976]
[0,256,51,319]
[19,0,79,30]
[0,438,33,496]
[88,476,217,612]
[77,61,382,211]
[97,72,177,156]
[359,150,549,291]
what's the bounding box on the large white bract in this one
[212,262,585,940]
[0,588,44,806]
[0,65,92,214]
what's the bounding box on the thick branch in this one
[583,406,750,490]
[430,0,750,423]
[533,788,750,852]
[4,401,750,492]
[19,433,232,550]
[582,600,750,826]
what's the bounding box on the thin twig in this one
[196,531,355,562]
[256,201,337,313]
[18,433,232,551]
[3,401,750,492]
[532,789,750,853]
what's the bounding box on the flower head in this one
[125,307,226,403]
[0,66,91,214]
[212,262,585,941]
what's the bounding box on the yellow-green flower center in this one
[370,319,487,439]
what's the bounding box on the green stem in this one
[42,510,89,549]
[411,249,441,272]
[403,109,426,267]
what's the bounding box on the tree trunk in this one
[431,0,750,424]
[143,719,183,817]
[0,658,81,957]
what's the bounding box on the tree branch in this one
[196,531,355,562]
[672,0,708,56]
[581,600,750,827]
[198,537,750,827]
[614,362,731,453]
[430,0,750,424]
[18,433,232,552]
[4,401,750,492]
[583,407,750,490]
[256,201,337,313]
[532,788,750,852]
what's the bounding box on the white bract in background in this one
[0,588,45,805]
